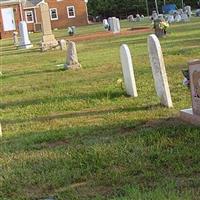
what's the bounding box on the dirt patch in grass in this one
[63,27,151,42]
[40,139,69,148]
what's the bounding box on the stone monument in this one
[64,41,81,69]
[148,34,173,108]
[180,60,200,125]
[120,44,138,97]
[19,21,33,49]
[39,1,58,51]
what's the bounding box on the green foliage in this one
[87,0,198,18]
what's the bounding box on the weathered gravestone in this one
[59,39,67,51]
[64,41,81,69]
[19,21,33,49]
[120,44,138,97]
[180,60,200,125]
[148,34,173,108]
[39,1,58,51]
[13,31,18,46]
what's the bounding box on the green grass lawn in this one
[1,18,200,200]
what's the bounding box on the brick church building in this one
[0,0,89,39]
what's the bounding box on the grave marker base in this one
[180,108,200,126]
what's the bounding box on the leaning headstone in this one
[64,41,81,69]
[148,34,173,108]
[39,1,58,51]
[120,44,138,97]
[59,39,67,51]
[180,60,200,125]
[13,31,19,46]
[19,21,33,49]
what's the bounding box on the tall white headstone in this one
[148,34,173,108]
[120,44,138,97]
[108,17,114,32]
[115,18,121,33]
[19,21,33,49]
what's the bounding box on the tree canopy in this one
[87,0,198,18]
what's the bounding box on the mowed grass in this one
[1,18,200,200]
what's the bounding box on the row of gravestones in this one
[120,34,172,108]
[103,17,121,33]
[13,1,62,51]
[1,36,199,138]
[120,34,200,125]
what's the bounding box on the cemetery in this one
[1,2,200,199]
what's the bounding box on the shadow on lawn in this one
[0,47,40,56]
[1,116,194,155]
[2,68,64,79]
[2,103,161,125]
[1,90,125,110]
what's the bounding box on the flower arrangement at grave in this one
[159,21,169,34]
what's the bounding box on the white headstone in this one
[108,17,113,31]
[19,21,33,49]
[148,34,173,108]
[174,14,182,22]
[115,18,121,33]
[103,19,109,29]
[60,39,67,51]
[181,13,189,21]
[107,17,120,33]
[120,44,138,97]
[167,15,174,23]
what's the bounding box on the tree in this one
[87,0,197,19]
